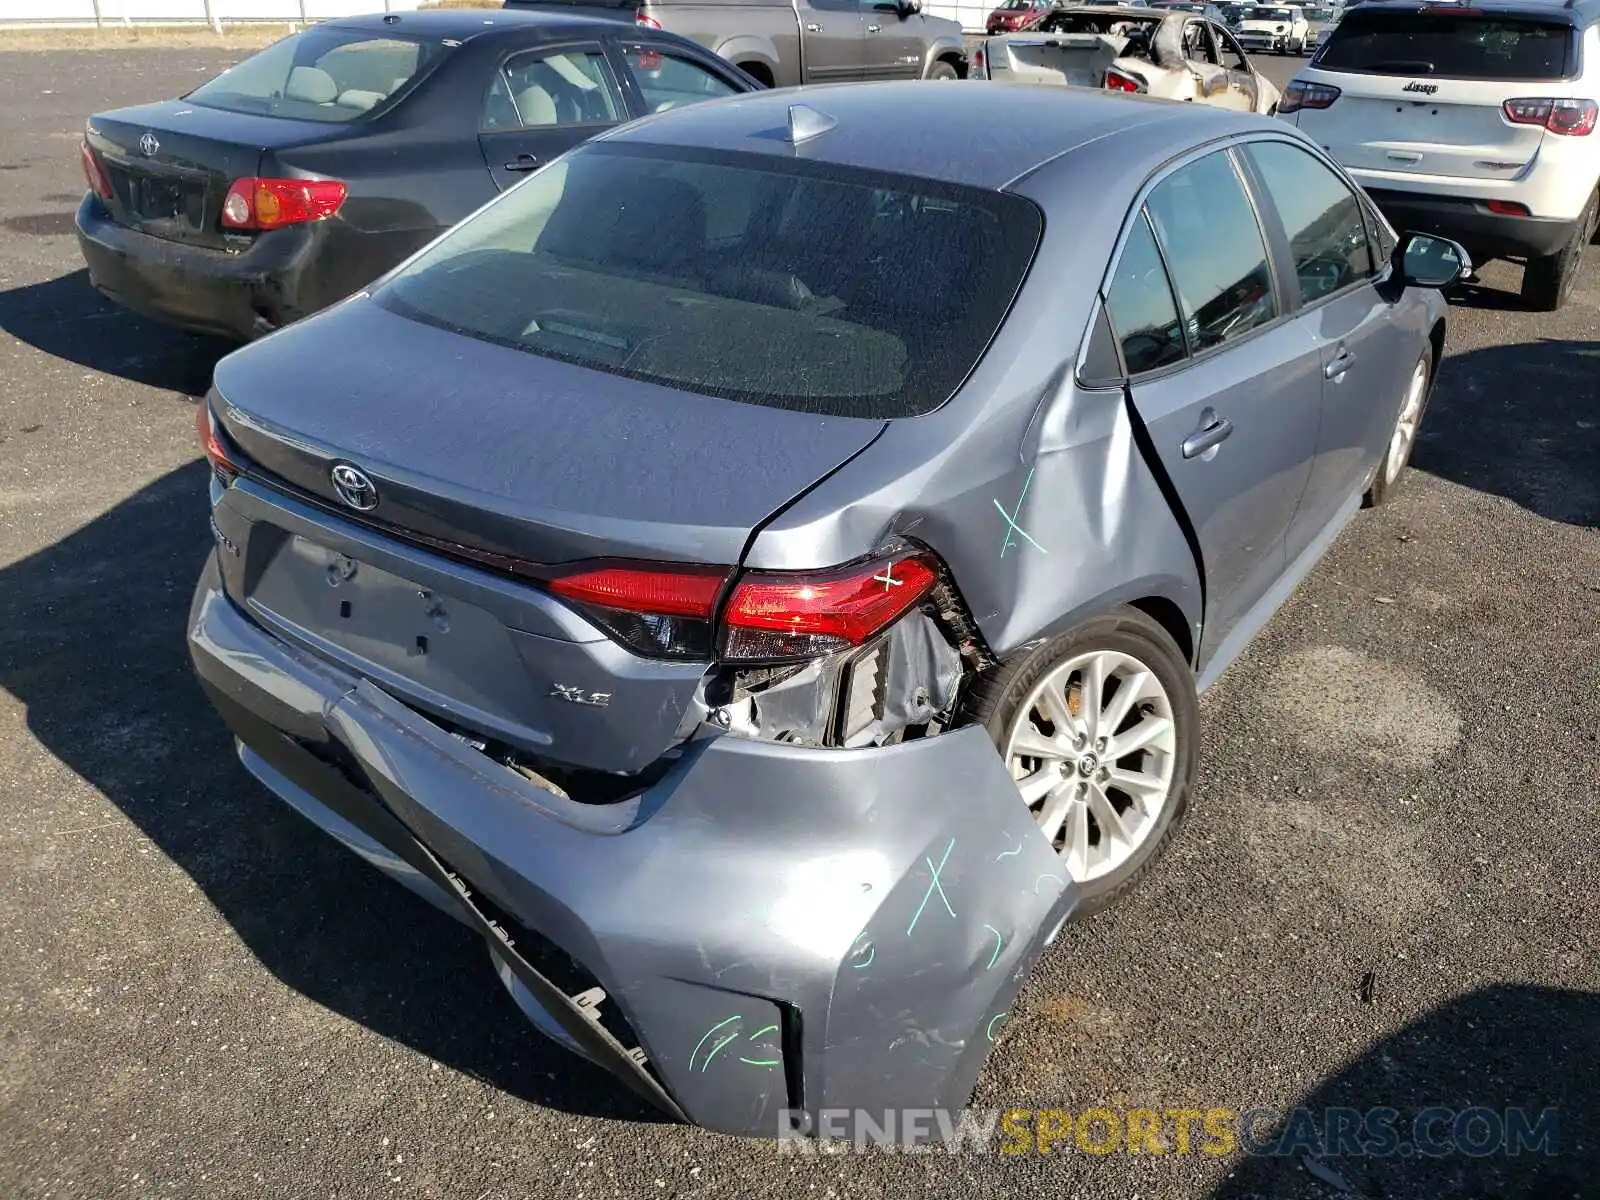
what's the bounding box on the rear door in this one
[1301,7,1578,181]
[1106,148,1321,659]
[1238,137,1417,555]
[479,42,628,191]
[796,0,869,81]
[864,0,926,80]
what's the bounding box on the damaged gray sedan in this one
[188,82,1468,1137]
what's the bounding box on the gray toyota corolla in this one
[188,82,1467,1137]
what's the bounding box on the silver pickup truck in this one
[503,0,969,86]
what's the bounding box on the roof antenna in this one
[786,103,836,145]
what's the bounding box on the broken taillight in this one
[80,140,112,201]
[546,551,941,662]
[1104,67,1145,94]
[720,554,939,661]
[195,402,240,483]
[220,177,348,232]
[1502,97,1598,136]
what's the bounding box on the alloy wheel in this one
[1002,650,1178,882]
[1385,357,1429,484]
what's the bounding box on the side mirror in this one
[898,0,923,14]
[1395,232,1473,289]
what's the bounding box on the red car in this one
[986,0,1053,34]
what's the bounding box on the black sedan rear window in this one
[375,144,1043,418]
[1315,10,1574,80]
[186,27,445,122]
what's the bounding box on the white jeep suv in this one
[1281,0,1600,309]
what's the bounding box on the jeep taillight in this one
[1503,97,1598,136]
[1280,80,1341,113]
[547,551,942,662]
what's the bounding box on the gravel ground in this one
[1,49,1596,1200]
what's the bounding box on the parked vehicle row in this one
[504,0,969,87]
[1283,0,1600,311]
[971,5,1282,114]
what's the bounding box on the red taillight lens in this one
[1503,97,1598,136]
[1104,67,1145,94]
[195,403,239,483]
[720,554,939,661]
[80,140,112,201]
[1486,199,1530,216]
[549,563,728,658]
[547,552,943,661]
[635,9,663,27]
[549,565,726,619]
[973,46,986,74]
[1279,80,1341,113]
[220,177,347,232]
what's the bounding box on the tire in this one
[1363,348,1433,508]
[1522,190,1596,312]
[925,60,960,81]
[961,608,1199,918]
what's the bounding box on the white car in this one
[1236,4,1312,54]
[973,5,1282,114]
[1283,0,1600,309]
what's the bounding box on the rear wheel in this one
[926,60,960,81]
[1364,350,1432,508]
[1522,190,1596,311]
[964,609,1199,916]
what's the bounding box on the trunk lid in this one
[987,33,1126,86]
[208,297,885,774]
[212,295,886,573]
[85,101,331,249]
[1299,71,1560,181]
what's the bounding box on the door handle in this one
[1324,348,1355,379]
[503,153,540,172]
[806,21,823,30]
[1181,409,1234,459]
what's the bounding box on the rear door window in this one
[621,47,741,112]
[375,144,1043,418]
[1314,10,1575,80]
[1104,213,1187,375]
[1144,150,1277,352]
[186,27,443,121]
[1243,140,1373,303]
[485,49,623,129]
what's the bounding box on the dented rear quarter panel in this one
[744,135,1203,661]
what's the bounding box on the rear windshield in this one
[374,144,1043,419]
[1315,10,1575,79]
[186,27,445,123]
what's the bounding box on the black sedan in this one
[75,8,758,341]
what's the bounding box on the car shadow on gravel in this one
[1412,337,1600,527]
[1211,984,1598,1199]
[0,269,229,395]
[0,460,665,1126]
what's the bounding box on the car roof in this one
[322,7,613,39]
[1343,0,1600,25]
[602,82,1280,192]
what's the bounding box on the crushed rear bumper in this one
[187,553,1077,1138]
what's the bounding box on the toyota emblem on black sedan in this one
[330,463,379,511]
[139,132,160,157]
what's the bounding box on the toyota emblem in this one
[138,132,160,157]
[330,463,379,512]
